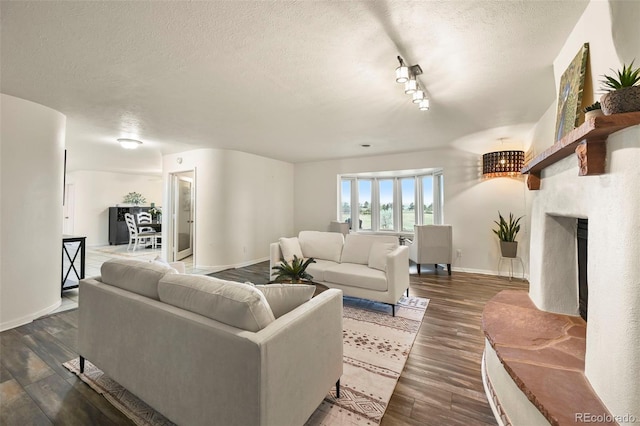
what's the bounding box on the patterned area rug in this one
[63,295,429,426]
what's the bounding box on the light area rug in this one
[63,295,429,426]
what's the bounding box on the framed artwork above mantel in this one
[554,43,589,142]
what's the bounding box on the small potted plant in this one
[493,212,523,258]
[599,60,640,115]
[583,101,603,120]
[271,255,316,284]
[148,206,162,221]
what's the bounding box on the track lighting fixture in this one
[395,56,430,111]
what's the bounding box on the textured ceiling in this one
[1,1,588,173]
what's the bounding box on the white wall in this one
[66,170,162,246]
[163,149,294,270]
[526,0,640,418]
[1,94,65,330]
[293,148,527,275]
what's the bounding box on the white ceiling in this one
[1,1,588,174]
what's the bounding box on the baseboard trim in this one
[0,299,62,332]
[195,257,269,273]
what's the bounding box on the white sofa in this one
[270,231,410,315]
[78,258,343,426]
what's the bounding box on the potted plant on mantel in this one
[583,101,603,120]
[271,255,317,284]
[599,60,640,115]
[493,212,523,258]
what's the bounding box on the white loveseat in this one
[78,258,343,426]
[270,231,410,315]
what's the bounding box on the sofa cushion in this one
[158,274,275,332]
[101,258,177,300]
[279,237,303,262]
[324,263,388,292]
[368,242,398,271]
[340,234,398,265]
[305,259,340,282]
[298,231,344,263]
[255,284,315,318]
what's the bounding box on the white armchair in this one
[408,225,453,275]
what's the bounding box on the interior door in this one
[174,174,194,260]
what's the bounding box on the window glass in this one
[401,178,415,232]
[337,170,443,233]
[340,179,351,223]
[358,180,372,230]
[422,176,434,225]
[379,179,394,230]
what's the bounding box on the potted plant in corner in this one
[271,255,316,284]
[599,60,640,115]
[493,212,523,258]
[583,101,603,120]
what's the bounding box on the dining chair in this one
[136,212,154,232]
[137,211,162,248]
[124,213,158,251]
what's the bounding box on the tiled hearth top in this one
[482,290,614,426]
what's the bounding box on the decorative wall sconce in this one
[396,56,430,111]
[482,150,525,178]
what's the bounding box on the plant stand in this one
[498,256,525,281]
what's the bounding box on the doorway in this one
[170,171,195,261]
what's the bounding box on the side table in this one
[62,235,86,294]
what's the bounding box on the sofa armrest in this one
[269,242,282,280]
[386,245,410,298]
[254,289,343,426]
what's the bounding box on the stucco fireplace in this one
[482,120,640,425]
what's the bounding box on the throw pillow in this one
[368,242,398,271]
[152,256,184,274]
[255,284,315,318]
[279,237,304,262]
[158,274,276,332]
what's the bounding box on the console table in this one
[62,235,86,294]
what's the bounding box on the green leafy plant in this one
[583,101,601,112]
[492,212,523,242]
[600,61,640,91]
[271,255,316,283]
[123,192,146,205]
[148,206,162,218]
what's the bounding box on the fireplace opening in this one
[577,219,588,321]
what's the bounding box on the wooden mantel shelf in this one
[521,111,640,190]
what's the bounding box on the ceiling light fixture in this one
[117,138,142,149]
[404,75,417,94]
[395,56,430,111]
[482,150,525,178]
[412,87,425,104]
[395,56,409,83]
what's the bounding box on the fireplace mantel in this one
[521,112,640,190]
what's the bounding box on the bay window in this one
[338,169,443,233]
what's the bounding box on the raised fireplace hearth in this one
[482,290,613,425]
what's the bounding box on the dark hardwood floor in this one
[0,262,527,425]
